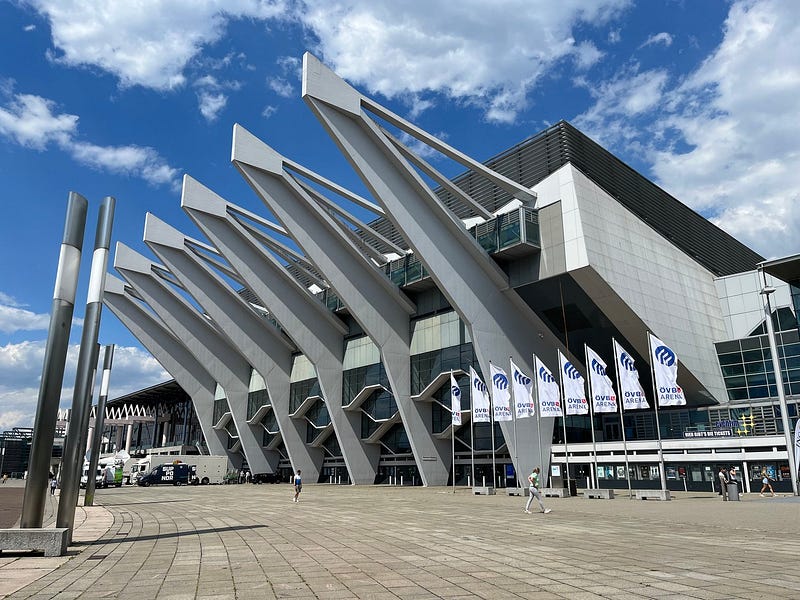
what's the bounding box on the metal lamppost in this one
[21,193,88,528]
[758,265,799,496]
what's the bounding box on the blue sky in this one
[1,0,798,429]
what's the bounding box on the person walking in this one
[718,467,729,501]
[50,476,57,495]
[293,470,302,502]
[524,467,551,514]
[759,470,775,497]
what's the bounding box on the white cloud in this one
[0,303,50,334]
[572,66,669,145]
[608,29,621,44]
[23,24,36,32]
[572,0,800,259]
[0,90,180,189]
[267,76,294,98]
[0,293,24,308]
[193,75,242,121]
[640,32,673,48]
[0,341,170,430]
[648,0,800,257]
[262,105,278,118]
[197,91,228,122]
[573,41,604,70]
[301,0,631,123]
[29,0,286,90]
[0,93,76,148]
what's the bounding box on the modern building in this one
[101,53,798,492]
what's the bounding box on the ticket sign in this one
[683,429,732,438]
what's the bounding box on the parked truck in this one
[130,454,228,485]
[137,463,196,487]
[80,457,123,488]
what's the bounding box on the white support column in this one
[229,138,450,486]
[113,246,266,472]
[182,192,379,484]
[103,275,231,461]
[143,208,322,480]
[302,54,573,479]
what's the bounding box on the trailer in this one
[131,454,228,485]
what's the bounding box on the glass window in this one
[718,353,743,366]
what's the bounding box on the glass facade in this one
[247,388,270,421]
[289,378,321,413]
[470,206,539,253]
[304,401,331,443]
[716,328,800,401]
[379,207,540,288]
[261,412,279,447]
[213,398,229,425]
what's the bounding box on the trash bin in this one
[567,479,578,497]
[727,483,740,501]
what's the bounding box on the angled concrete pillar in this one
[303,53,570,479]
[231,128,450,486]
[143,205,323,481]
[182,187,380,484]
[114,243,270,474]
[103,275,231,460]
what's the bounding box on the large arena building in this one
[99,54,799,494]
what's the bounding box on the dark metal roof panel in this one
[368,121,763,276]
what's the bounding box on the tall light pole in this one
[758,265,799,496]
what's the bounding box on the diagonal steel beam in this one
[103,274,232,461]
[143,207,323,481]
[181,182,380,484]
[114,243,270,474]
[231,126,451,486]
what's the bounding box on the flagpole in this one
[613,339,633,499]
[509,356,520,490]
[557,352,572,495]
[647,333,667,493]
[489,362,496,489]
[470,403,475,489]
[532,354,544,484]
[584,344,598,490]
[451,371,456,494]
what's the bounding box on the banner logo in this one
[451,384,461,400]
[591,358,606,377]
[654,345,675,367]
[473,377,487,393]
[539,367,555,384]
[563,362,581,379]
[492,373,509,390]
[620,352,636,371]
[513,369,531,386]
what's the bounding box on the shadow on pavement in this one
[83,524,268,545]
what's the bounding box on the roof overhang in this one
[760,254,800,284]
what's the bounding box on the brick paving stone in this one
[3,486,800,599]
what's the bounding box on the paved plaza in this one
[2,482,799,599]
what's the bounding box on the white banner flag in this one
[559,351,588,416]
[490,363,513,422]
[585,345,617,413]
[649,333,686,406]
[450,373,462,426]
[534,355,562,418]
[613,339,649,410]
[470,366,491,423]
[794,418,800,481]
[510,358,535,419]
